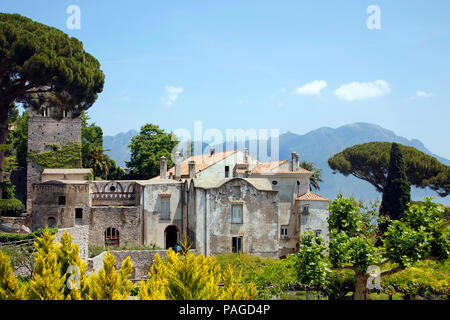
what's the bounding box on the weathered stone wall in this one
[89,206,142,247]
[88,250,168,282]
[31,182,91,231]
[26,109,81,211]
[55,225,90,262]
[194,179,279,258]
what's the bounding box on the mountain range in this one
[103,123,450,205]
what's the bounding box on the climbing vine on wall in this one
[28,142,82,169]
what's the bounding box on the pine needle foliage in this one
[0,250,26,300]
[56,231,89,300]
[27,227,66,300]
[88,251,135,300]
[139,233,258,300]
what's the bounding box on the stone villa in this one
[28,109,330,258]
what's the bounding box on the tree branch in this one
[332,266,355,271]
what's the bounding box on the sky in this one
[2,0,450,159]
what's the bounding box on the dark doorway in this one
[165,225,179,249]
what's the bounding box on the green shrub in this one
[0,198,25,216]
[217,253,296,299]
[0,228,58,243]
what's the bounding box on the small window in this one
[58,196,66,206]
[231,204,243,224]
[302,205,310,215]
[272,180,278,186]
[75,208,83,225]
[297,181,301,186]
[160,197,170,220]
[232,237,243,254]
[233,186,241,197]
[105,228,120,247]
[48,217,56,228]
[281,226,288,239]
[110,186,116,192]
[225,166,230,178]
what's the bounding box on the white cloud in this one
[416,90,433,98]
[163,86,184,106]
[293,80,327,96]
[334,80,391,101]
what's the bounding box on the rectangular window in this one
[302,205,310,215]
[231,204,243,224]
[160,197,170,220]
[281,226,288,238]
[225,166,230,178]
[232,237,243,254]
[58,196,66,206]
[75,208,83,225]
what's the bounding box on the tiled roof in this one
[165,150,239,177]
[296,192,329,202]
[43,169,92,174]
[251,161,312,175]
[250,161,288,174]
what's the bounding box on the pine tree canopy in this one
[328,142,449,197]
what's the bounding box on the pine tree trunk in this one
[0,102,9,199]
[354,271,369,300]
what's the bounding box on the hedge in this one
[0,228,58,243]
[0,198,25,216]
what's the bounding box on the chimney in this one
[244,148,249,164]
[160,156,167,179]
[291,152,299,171]
[174,152,181,179]
[210,147,215,157]
[188,160,196,179]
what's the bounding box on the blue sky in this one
[2,0,450,158]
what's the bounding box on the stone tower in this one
[26,107,82,211]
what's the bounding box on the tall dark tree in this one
[328,142,449,197]
[0,13,105,198]
[380,143,411,221]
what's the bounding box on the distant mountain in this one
[103,130,138,168]
[277,123,450,206]
[103,123,450,205]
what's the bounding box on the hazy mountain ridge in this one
[103,123,450,205]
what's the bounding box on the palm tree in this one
[300,161,323,191]
[88,147,111,180]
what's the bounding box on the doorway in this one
[165,225,179,249]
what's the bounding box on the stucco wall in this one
[194,179,279,258]
[142,181,184,249]
[299,201,330,241]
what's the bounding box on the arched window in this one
[47,217,56,228]
[105,228,120,247]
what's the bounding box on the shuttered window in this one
[231,204,243,224]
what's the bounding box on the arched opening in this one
[105,227,120,247]
[47,217,56,228]
[165,225,179,249]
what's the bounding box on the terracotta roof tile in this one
[251,161,312,174]
[165,150,239,177]
[296,192,329,202]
